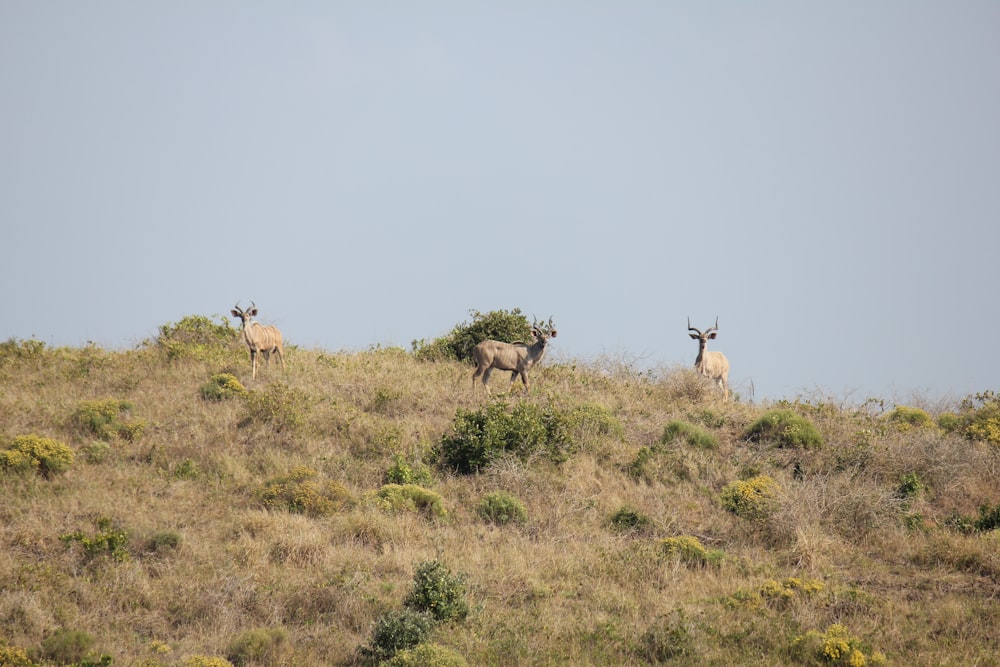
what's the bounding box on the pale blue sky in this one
[3,2,998,402]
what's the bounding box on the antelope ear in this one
[549,329,557,338]
[231,310,241,317]
[708,332,718,339]
[689,333,700,340]
[248,308,258,317]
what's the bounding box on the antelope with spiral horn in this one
[688,316,730,401]
[472,316,557,395]
[231,301,285,379]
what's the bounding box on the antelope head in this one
[532,316,558,342]
[687,316,719,349]
[231,301,259,327]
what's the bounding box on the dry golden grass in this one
[0,339,998,666]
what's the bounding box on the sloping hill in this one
[0,324,998,666]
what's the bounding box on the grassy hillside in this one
[1,317,998,666]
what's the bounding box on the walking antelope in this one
[231,302,285,379]
[472,317,557,395]
[688,317,730,401]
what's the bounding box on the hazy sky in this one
[3,2,999,402]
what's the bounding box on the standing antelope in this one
[688,317,730,401]
[472,317,558,395]
[231,302,285,379]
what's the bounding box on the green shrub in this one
[0,435,75,477]
[661,420,718,449]
[639,610,694,661]
[384,643,468,667]
[34,628,98,665]
[256,467,353,516]
[566,403,625,442]
[60,517,130,562]
[361,609,436,662]
[412,308,533,363]
[660,536,725,568]
[937,411,961,434]
[959,391,1000,445]
[896,472,924,498]
[791,623,886,666]
[226,627,288,667]
[721,475,780,522]
[403,560,469,622]
[373,484,447,519]
[200,373,247,401]
[154,314,240,362]
[385,454,434,486]
[477,491,528,526]
[745,410,823,449]
[71,398,145,442]
[79,440,112,464]
[438,401,575,474]
[240,383,312,433]
[884,405,936,431]
[608,506,653,534]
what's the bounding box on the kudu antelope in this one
[231,302,285,379]
[688,317,730,401]
[472,317,557,395]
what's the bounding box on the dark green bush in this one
[477,491,528,526]
[362,609,436,662]
[0,435,75,477]
[438,401,575,474]
[661,420,718,449]
[404,560,469,622]
[412,309,533,362]
[745,410,823,449]
[34,629,102,666]
[608,506,653,534]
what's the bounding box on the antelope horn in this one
[706,316,719,334]
[687,317,701,334]
[233,302,243,314]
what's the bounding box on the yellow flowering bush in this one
[792,623,886,666]
[721,475,780,521]
[255,466,353,516]
[0,434,74,477]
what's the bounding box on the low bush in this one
[608,506,653,534]
[60,517,130,563]
[660,536,725,568]
[437,401,575,474]
[721,475,780,522]
[374,484,447,518]
[240,383,312,433]
[180,656,235,667]
[745,410,823,449]
[477,491,528,526]
[361,609,436,663]
[154,314,240,362]
[791,623,886,666]
[959,391,1000,445]
[0,435,75,477]
[0,639,36,667]
[71,398,145,442]
[255,467,353,517]
[200,373,247,401]
[34,628,102,666]
[385,454,434,486]
[884,405,936,431]
[404,559,469,622]
[661,420,718,449]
